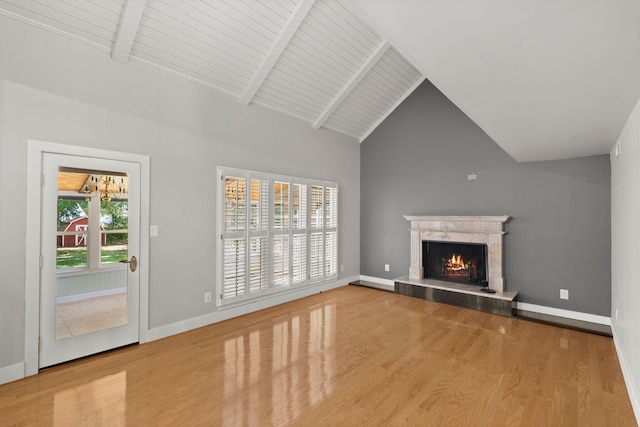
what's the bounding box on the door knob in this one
[119,255,137,272]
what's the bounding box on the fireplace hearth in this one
[396,215,517,316]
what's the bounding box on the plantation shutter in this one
[248,175,269,296]
[309,184,324,282]
[292,181,307,285]
[217,167,338,306]
[223,238,245,298]
[272,178,290,288]
[325,185,338,279]
[220,172,247,303]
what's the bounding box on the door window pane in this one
[100,199,128,265]
[57,196,89,269]
[56,270,128,339]
[101,232,128,264]
[55,168,130,340]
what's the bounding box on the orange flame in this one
[447,254,466,271]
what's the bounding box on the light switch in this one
[150,225,159,237]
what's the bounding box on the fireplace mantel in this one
[405,215,509,292]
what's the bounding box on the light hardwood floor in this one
[1,285,636,426]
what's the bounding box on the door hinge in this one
[38,337,41,350]
[220,294,223,300]
[40,173,45,187]
[220,234,223,240]
[39,255,43,269]
[221,175,224,181]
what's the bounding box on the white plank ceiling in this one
[0,0,423,141]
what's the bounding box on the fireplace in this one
[405,215,509,292]
[423,241,487,286]
[397,215,516,316]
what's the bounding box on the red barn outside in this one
[57,217,107,247]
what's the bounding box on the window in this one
[218,167,338,306]
[56,173,129,271]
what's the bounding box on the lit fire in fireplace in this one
[447,254,467,271]
[425,241,486,285]
[442,253,472,279]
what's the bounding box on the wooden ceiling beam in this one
[239,0,316,106]
[111,0,147,64]
[313,40,390,130]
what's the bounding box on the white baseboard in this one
[148,276,358,342]
[358,275,394,291]
[611,323,640,425]
[517,302,611,326]
[0,362,25,385]
[56,287,127,304]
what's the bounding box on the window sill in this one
[217,278,337,311]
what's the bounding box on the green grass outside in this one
[56,246,128,269]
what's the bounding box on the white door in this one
[40,153,140,368]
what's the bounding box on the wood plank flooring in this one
[0,285,636,426]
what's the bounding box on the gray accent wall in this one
[361,80,611,316]
[0,16,360,373]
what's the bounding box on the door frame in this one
[25,140,150,377]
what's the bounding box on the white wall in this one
[0,16,360,374]
[611,96,640,420]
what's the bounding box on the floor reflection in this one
[0,286,634,426]
[222,301,336,426]
[54,371,126,426]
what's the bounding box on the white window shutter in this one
[249,237,268,293]
[223,238,245,299]
[218,167,337,306]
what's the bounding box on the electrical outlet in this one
[615,309,618,320]
[340,264,344,272]
[204,291,212,303]
[560,289,569,300]
[385,264,390,272]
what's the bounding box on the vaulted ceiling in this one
[2,0,639,162]
[0,0,422,142]
[351,0,640,162]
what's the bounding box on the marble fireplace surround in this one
[405,215,509,292]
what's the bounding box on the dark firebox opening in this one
[423,241,488,286]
